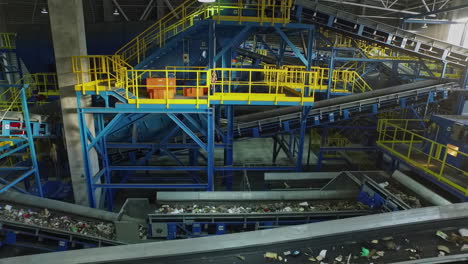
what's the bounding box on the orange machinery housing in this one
[146,78,176,99]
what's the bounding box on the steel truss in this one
[0,85,43,196]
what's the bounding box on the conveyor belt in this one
[233,81,454,137]
[5,203,468,264]
[0,191,143,248]
[296,0,468,67]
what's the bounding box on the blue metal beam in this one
[93,184,208,189]
[274,26,308,66]
[0,144,28,160]
[87,114,123,151]
[182,113,207,138]
[167,113,207,151]
[0,169,34,194]
[213,25,253,63]
[108,166,297,171]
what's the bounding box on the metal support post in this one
[76,93,96,208]
[305,25,315,96]
[461,63,468,90]
[96,114,113,211]
[327,48,336,99]
[316,126,328,171]
[224,105,234,190]
[296,106,312,171]
[278,39,286,67]
[207,108,215,191]
[208,20,216,69]
[20,86,43,197]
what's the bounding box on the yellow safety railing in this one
[264,65,372,93]
[72,55,319,108]
[115,0,292,65]
[0,33,16,49]
[23,73,59,96]
[310,130,350,158]
[279,65,372,93]
[127,69,210,108]
[0,87,22,112]
[377,119,468,196]
[0,73,59,112]
[211,67,317,105]
[72,55,132,94]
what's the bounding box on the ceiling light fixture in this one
[113,8,120,16]
[198,0,216,3]
[40,7,48,14]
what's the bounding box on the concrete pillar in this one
[48,0,99,206]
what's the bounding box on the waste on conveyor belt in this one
[0,203,115,240]
[155,201,368,214]
[385,184,422,208]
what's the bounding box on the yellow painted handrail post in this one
[248,70,252,104]
[165,70,169,108]
[228,71,232,93]
[260,0,265,25]
[125,69,129,99]
[438,149,448,181]
[275,71,280,105]
[238,0,242,24]
[427,141,434,168]
[221,69,225,94]
[407,133,414,158]
[207,70,211,105]
[391,125,398,149]
[106,57,111,91]
[136,37,141,64]
[159,23,162,47]
[196,71,200,108]
[81,57,87,95]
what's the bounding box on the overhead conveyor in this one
[232,80,455,137]
[296,0,468,69]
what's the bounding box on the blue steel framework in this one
[0,84,43,196]
[76,17,319,209]
[75,0,468,210]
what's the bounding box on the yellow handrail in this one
[0,73,58,112]
[377,119,468,196]
[72,53,375,108]
[115,0,293,65]
[0,33,16,49]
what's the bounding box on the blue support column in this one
[76,93,96,208]
[305,25,315,96]
[327,49,336,99]
[20,86,43,197]
[96,114,113,211]
[275,27,309,66]
[296,106,311,171]
[208,20,216,69]
[316,126,328,171]
[207,108,215,191]
[278,39,286,67]
[461,63,468,89]
[224,105,234,190]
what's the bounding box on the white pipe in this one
[392,170,452,206]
